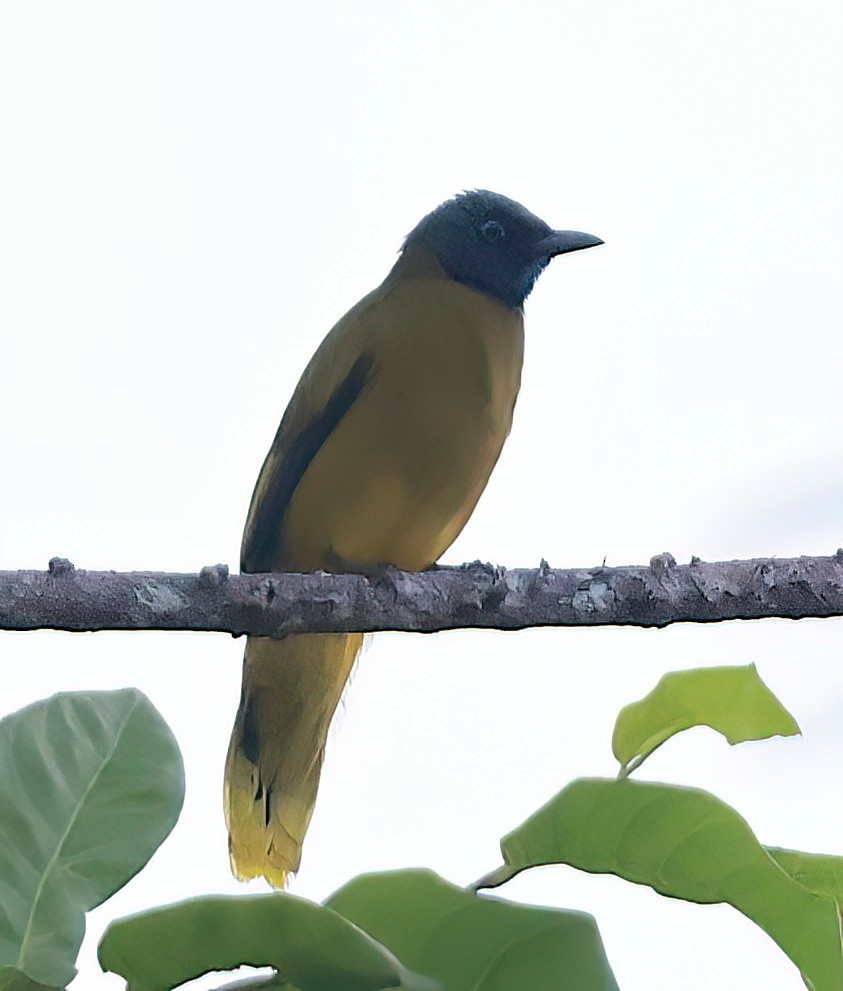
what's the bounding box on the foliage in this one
[325,870,616,991]
[611,663,800,776]
[0,690,184,988]
[0,968,62,991]
[495,779,840,989]
[99,892,437,991]
[0,668,840,990]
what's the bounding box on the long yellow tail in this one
[224,632,363,887]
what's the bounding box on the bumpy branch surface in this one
[1,553,843,636]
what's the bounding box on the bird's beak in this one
[534,230,604,259]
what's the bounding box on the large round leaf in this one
[0,689,184,987]
[497,777,842,991]
[98,893,438,991]
[326,869,617,991]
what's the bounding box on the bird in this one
[224,189,603,886]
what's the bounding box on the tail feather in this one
[224,632,363,887]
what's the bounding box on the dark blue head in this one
[403,190,603,309]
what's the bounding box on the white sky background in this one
[1,1,842,988]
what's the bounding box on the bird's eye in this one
[480,220,505,243]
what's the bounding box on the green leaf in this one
[0,967,62,991]
[325,869,618,991]
[613,664,800,774]
[768,848,843,905]
[209,978,294,991]
[499,777,842,991]
[98,893,438,991]
[0,689,185,987]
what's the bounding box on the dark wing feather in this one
[241,352,375,573]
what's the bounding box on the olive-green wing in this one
[240,341,375,572]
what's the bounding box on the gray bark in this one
[1,552,842,637]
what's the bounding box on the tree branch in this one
[1,553,843,637]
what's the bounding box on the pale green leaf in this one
[98,893,438,991]
[0,966,62,991]
[0,689,184,987]
[499,777,841,991]
[613,664,800,774]
[768,847,843,905]
[326,869,617,991]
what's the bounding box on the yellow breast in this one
[280,259,524,572]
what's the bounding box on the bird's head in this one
[403,190,603,310]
